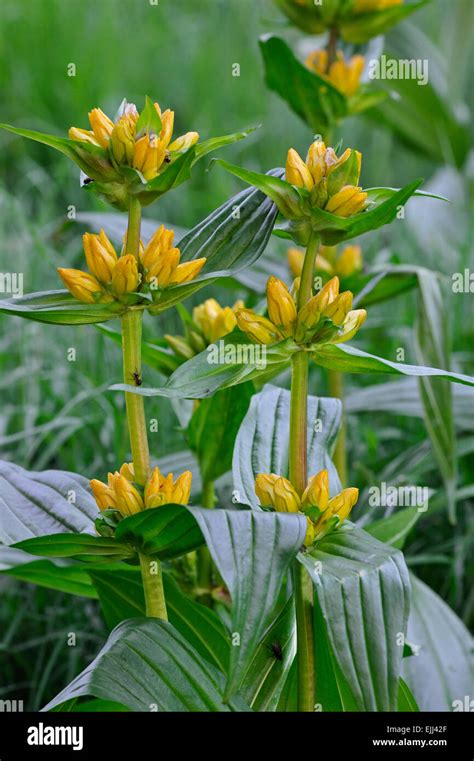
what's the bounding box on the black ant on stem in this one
[131,369,142,386]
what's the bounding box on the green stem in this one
[121,310,150,486]
[326,27,339,70]
[122,196,166,621]
[197,480,215,606]
[290,230,320,712]
[139,552,168,620]
[328,369,347,487]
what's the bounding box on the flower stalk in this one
[121,196,166,619]
[289,230,320,712]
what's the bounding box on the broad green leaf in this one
[188,384,253,482]
[240,597,296,712]
[311,344,474,388]
[402,574,474,712]
[365,507,421,550]
[0,460,96,544]
[112,330,297,399]
[14,533,134,562]
[397,677,420,712]
[0,290,125,326]
[233,384,342,509]
[114,503,204,560]
[300,523,411,711]
[43,618,250,712]
[190,507,307,699]
[134,94,162,136]
[259,35,347,133]
[352,267,419,307]
[215,160,302,220]
[88,565,230,673]
[415,269,457,522]
[0,546,97,598]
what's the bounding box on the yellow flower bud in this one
[112,255,140,297]
[109,472,144,516]
[193,299,238,343]
[305,50,328,77]
[144,466,164,506]
[83,231,117,284]
[133,133,164,181]
[145,248,180,287]
[306,140,327,185]
[236,309,284,345]
[90,479,118,511]
[326,487,359,525]
[301,469,329,511]
[328,54,365,97]
[314,275,340,311]
[336,245,363,277]
[294,296,322,343]
[331,308,367,344]
[354,0,402,11]
[119,462,135,481]
[273,477,301,513]
[110,115,136,165]
[68,127,101,146]
[288,248,304,278]
[88,108,114,149]
[168,131,199,152]
[266,277,297,337]
[170,258,207,285]
[326,185,368,217]
[285,148,314,190]
[57,268,112,304]
[323,291,353,325]
[172,471,192,504]
[159,109,175,148]
[255,473,280,507]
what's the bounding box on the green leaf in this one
[365,507,421,550]
[340,1,429,44]
[0,460,96,544]
[240,597,296,712]
[190,507,307,699]
[0,546,98,598]
[215,160,302,220]
[188,384,253,482]
[300,523,411,711]
[402,574,474,712]
[0,122,118,181]
[397,677,420,712]
[114,503,204,560]
[311,344,474,388]
[415,269,457,522]
[193,126,258,163]
[112,331,297,399]
[352,266,419,308]
[13,533,134,562]
[43,618,250,712]
[233,384,342,509]
[0,290,125,326]
[259,35,347,133]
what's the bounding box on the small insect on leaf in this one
[269,641,283,661]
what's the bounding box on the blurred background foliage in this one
[0,0,473,707]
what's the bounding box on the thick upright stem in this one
[328,369,347,487]
[122,196,166,620]
[139,552,168,620]
[290,231,320,712]
[121,310,150,486]
[326,27,338,70]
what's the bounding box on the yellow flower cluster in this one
[235,275,366,346]
[255,469,359,546]
[306,50,365,97]
[69,102,199,181]
[286,140,368,217]
[165,297,244,359]
[58,226,206,304]
[90,462,192,518]
[288,244,363,280]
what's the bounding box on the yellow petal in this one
[285,148,314,190]
[112,255,140,296]
[235,309,284,345]
[301,469,329,510]
[288,248,304,278]
[169,258,206,285]
[57,268,111,303]
[168,131,199,152]
[90,479,117,511]
[266,277,297,337]
[88,108,114,148]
